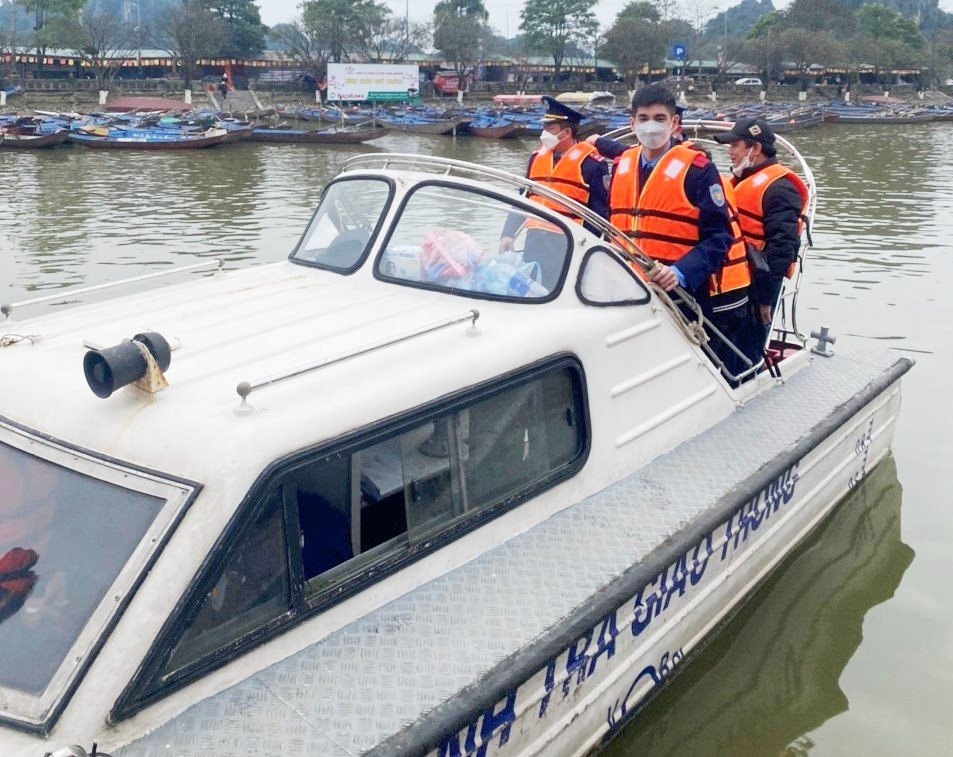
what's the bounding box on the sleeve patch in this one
[692,152,709,168]
[709,184,726,207]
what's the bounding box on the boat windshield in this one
[0,428,196,729]
[376,183,569,299]
[290,178,392,272]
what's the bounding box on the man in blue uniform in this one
[500,96,609,290]
[586,84,751,377]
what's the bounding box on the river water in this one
[0,125,948,755]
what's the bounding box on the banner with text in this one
[327,64,420,102]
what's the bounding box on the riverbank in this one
[4,82,948,119]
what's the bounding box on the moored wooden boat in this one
[378,114,472,135]
[467,118,518,138]
[0,128,69,148]
[67,127,229,149]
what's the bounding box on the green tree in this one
[300,0,388,64]
[269,20,332,79]
[15,0,84,54]
[782,0,856,36]
[856,4,923,48]
[154,0,228,88]
[601,2,667,89]
[433,0,489,87]
[743,10,785,87]
[519,0,598,78]
[198,0,266,57]
[778,27,843,86]
[61,4,137,90]
[361,14,430,63]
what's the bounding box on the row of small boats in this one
[0,112,392,149]
[278,98,948,140]
[6,94,950,150]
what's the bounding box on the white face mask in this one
[539,128,562,150]
[731,147,755,177]
[635,120,671,151]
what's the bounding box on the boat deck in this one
[114,347,911,756]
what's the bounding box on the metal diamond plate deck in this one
[115,348,906,757]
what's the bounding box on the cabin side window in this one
[138,360,587,705]
[576,248,651,306]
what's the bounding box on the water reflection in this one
[600,456,913,756]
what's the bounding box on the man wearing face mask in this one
[713,118,808,355]
[500,96,610,290]
[586,84,751,376]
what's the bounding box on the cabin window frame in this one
[288,175,396,274]
[575,247,652,307]
[111,354,590,722]
[0,416,200,736]
[372,179,573,303]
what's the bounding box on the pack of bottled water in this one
[458,253,549,298]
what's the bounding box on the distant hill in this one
[710,0,949,37]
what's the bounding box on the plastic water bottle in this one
[464,258,548,298]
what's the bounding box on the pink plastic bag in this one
[421,228,485,282]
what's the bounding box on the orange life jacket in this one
[609,143,750,296]
[733,163,809,278]
[525,141,599,231]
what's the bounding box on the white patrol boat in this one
[0,131,911,757]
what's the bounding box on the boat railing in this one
[344,152,764,385]
[1,258,224,321]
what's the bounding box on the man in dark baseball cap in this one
[716,116,808,362]
[712,117,777,157]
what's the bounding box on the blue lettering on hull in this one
[439,464,801,754]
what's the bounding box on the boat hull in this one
[0,129,68,148]
[382,116,472,135]
[468,122,519,139]
[67,131,228,149]
[424,373,906,757]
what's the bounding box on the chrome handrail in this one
[1,258,225,320]
[235,309,480,406]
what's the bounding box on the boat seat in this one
[315,228,370,268]
[294,487,353,580]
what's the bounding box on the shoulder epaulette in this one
[691,151,710,168]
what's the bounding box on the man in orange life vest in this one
[500,96,609,290]
[587,84,751,374]
[713,118,808,353]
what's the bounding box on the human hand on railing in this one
[499,236,514,253]
[758,304,773,325]
[650,264,679,292]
